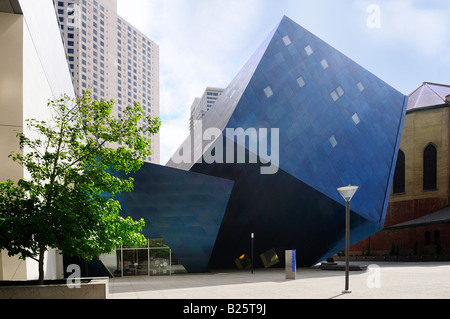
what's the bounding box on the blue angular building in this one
[119,16,407,272]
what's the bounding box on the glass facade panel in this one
[352,113,361,125]
[282,35,291,46]
[329,135,338,148]
[99,238,187,277]
[331,90,339,102]
[297,76,306,88]
[304,45,313,56]
[264,86,273,98]
[357,81,365,92]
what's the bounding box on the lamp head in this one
[337,185,359,202]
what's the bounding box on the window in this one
[331,91,339,102]
[352,113,361,125]
[331,86,344,102]
[282,35,291,46]
[393,150,405,194]
[264,86,273,98]
[423,144,437,190]
[321,59,329,70]
[296,76,306,88]
[304,45,313,56]
[357,81,365,92]
[329,135,338,148]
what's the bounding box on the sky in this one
[117,0,450,165]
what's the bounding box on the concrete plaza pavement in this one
[108,261,450,299]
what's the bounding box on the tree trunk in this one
[38,242,46,285]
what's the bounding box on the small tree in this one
[0,92,161,284]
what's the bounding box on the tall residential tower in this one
[54,0,160,163]
[189,87,224,133]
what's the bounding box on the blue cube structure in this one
[122,16,407,272]
[116,164,234,273]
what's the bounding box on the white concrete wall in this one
[26,249,64,281]
[19,0,75,99]
[21,7,55,181]
[20,0,74,280]
[0,250,27,281]
[0,0,74,281]
[0,12,24,183]
[0,12,28,281]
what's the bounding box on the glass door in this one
[122,248,149,276]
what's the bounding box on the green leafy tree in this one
[0,92,161,284]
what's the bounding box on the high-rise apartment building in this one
[189,87,224,133]
[53,0,160,163]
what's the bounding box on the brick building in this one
[351,82,450,257]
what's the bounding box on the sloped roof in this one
[407,82,450,111]
[386,206,450,230]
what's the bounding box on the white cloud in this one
[118,0,267,164]
[381,0,448,55]
[118,0,450,163]
[160,116,190,165]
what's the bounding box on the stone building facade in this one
[351,83,450,257]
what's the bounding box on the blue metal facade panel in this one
[226,16,407,226]
[125,16,407,271]
[116,163,234,273]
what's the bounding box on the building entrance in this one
[99,239,187,277]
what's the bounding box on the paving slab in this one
[108,262,450,299]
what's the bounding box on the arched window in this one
[423,144,437,190]
[393,150,405,194]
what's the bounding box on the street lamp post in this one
[337,185,359,294]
